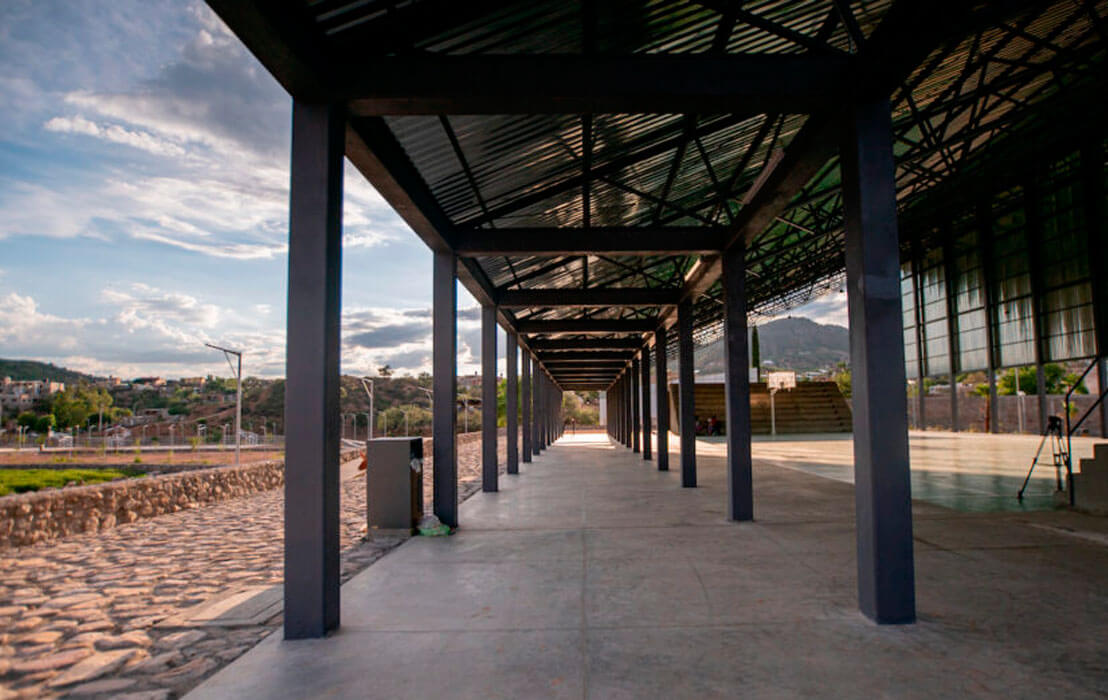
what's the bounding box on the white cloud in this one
[3,5,404,261]
[0,287,285,379]
[44,115,187,157]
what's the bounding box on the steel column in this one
[631,358,641,453]
[1082,142,1108,437]
[522,353,533,461]
[1025,176,1048,434]
[678,299,697,487]
[942,237,959,431]
[841,98,916,624]
[481,304,498,492]
[507,332,519,474]
[284,101,344,640]
[533,362,543,454]
[433,249,458,529]
[722,241,753,521]
[655,328,670,471]
[910,248,926,430]
[641,347,652,461]
[977,201,1000,433]
[625,372,633,449]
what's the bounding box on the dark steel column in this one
[942,237,960,431]
[722,241,753,521]
[522,354,533,461]
[841,98,916,624]
[536,370,545,452]
[1025,176,1048,434]
[284,101,343,640]
[655,329,669,471]
[625,372,633,448]
[678,299,697,487]
[631,357,641,453]
[532,362,543,454]
[910,248,926,430]
[977,201,1000,433]
[507,332,519,474]
[433,249,458,529]
[641,346,652,460]
[1082,142,1108,436]
[481,304,498,492]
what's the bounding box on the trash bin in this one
[365,437,423,537]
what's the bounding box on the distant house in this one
[0,377,65,411]
[179,377,206,388]
[132,377,167,388]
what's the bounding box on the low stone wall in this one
[0,448,360,549]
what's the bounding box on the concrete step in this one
[1094,442,1108,464]
[1079,457,1108,480]
[1073,473,1108,515]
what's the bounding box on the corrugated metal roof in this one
[303,0,1105,359]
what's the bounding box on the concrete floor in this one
[189,432,1108,699]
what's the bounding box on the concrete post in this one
[841,98,916,624]
[284,101,343,640]
[433,249,458,528]
[722,241,753,521]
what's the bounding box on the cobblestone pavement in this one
[0,437,507,699]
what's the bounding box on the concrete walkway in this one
[189,432,1108,699]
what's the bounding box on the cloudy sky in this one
[0,0,846,381]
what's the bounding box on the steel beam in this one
[522,354,533,462]
[284,101,343,640]
[678,300,696,487]
[528,338,643,351]
[641,347,652,461]
[842,98,916,624]
[455,227,724,256]
[482,304,498,492]
[499,288,681,308]
[506,331,519,474]
[342,54,846,115]
[433,249,458,528]
[655,328,670,472]
[517,319,657,335]
[722,241,753,521]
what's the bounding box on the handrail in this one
[1065,356,1108,507]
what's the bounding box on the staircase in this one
[1073,443,1108,515]
[667,381,853,435]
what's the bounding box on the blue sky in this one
[0,0,846,380]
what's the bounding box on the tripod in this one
[1017,415,1069,502]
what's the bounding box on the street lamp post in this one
[205,343,243,466]
[360,378,375,441]
[169,424,175,448]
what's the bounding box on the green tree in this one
[16,412,36,428]
[832,364,851,399]
[997,364,1083,395]
[378,364,393,378]
[33,414,56,433]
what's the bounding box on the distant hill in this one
[696,317,849,374]
[0,359,102,385]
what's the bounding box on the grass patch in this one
[0,468,145,497]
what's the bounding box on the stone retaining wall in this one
[0,448,361,549]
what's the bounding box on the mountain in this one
[695,317,849,374]
[0,359,102,384]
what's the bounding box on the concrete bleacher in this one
[667,381,853,435]
[1074,442,1108,515]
